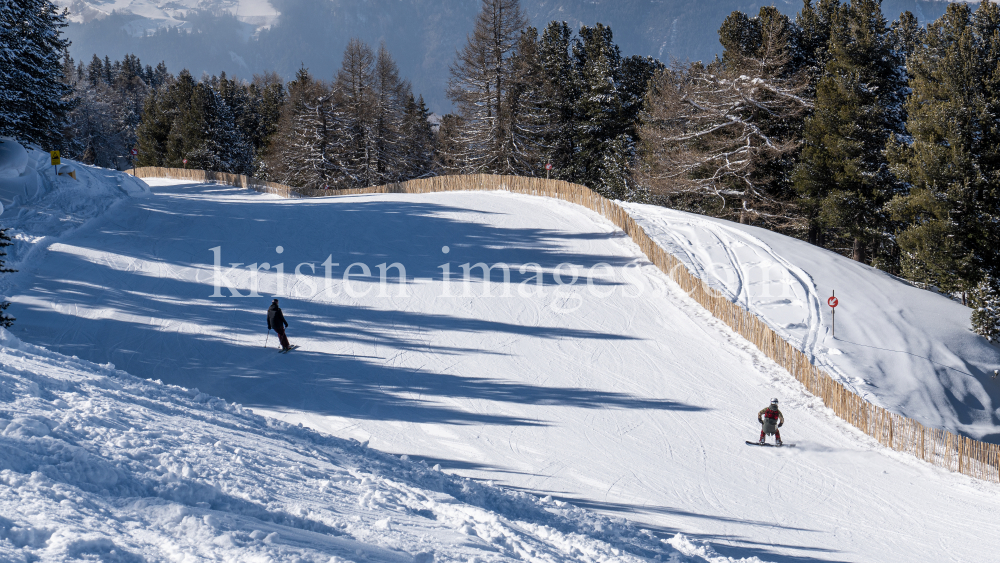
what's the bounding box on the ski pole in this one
[264,329,270,348]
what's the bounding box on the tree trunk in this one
[852,238,866,263]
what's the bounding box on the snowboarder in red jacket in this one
[757,398,784,445]
[267,299,291,352]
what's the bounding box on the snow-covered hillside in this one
[4,173,1000,562]
[0,138,149,271]
[620,203,1000,443]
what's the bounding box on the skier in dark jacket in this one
[267,299,291,351]
[757,398,784,445]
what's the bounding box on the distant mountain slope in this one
[62,0,957,113]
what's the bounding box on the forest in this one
[1,0,998,340]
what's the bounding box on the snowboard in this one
[745,441,792,447]
[279,345,299,354]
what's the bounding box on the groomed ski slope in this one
[0,326,694,562]
[5,177,1000,562]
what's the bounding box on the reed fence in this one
[130,166,1000,483]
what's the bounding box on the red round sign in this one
[545,163,553,170]
[828,296,839,308]
[131,148,138,156]
[183,159,188,164]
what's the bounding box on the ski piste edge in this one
[746,441,793,447]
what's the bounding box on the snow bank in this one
[0,326,744,562]
[620,203,1000,442]
[0,137,149,273]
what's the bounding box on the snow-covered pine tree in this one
[0,0,74,148]
[599,133,643,202]
[971,276,1000,343]
[199,82,254,175]
[64,78,120,166]
[572,24,624,194]
[504,26,549,176]
[792,0,908,265]
[65,52,154,168]
[537,21,582,181]
[261,67,343,189]
[886,2,1000,299]
[218,73,263,171]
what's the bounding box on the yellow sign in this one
[50,150,60,166]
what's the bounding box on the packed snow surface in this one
[619,203,1000,443]
[0,153,733,561]
[0,327,706,562]
[2,175,1000,561]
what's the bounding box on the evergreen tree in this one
[434,113,465,174]
[87,54,104,86]
[400,94,435,178]
[164,70,204,166]
[566,24,661,198]
[0,1,19,134]
[64,52,155,168]
[792,0,841,92]
[251,71,286,175]
[537,21,582,180]
[505,26,549,175]
[886,2,1000,297]
[572,23,624,193]
[971,275,1000,342]
[135,87,171,167]
[261,67,343,189]
[197,82,254,174]
[792,0,908,264]
[0,0,75,147]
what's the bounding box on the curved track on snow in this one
[7,179,1000,562]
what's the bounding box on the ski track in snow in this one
[619,207,826,369]
[619,202,1000,441]
[2,176,1000,562]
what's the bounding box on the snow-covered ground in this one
[0,146,742,561]
[0,138,149,271]
[3,169,1000,562]
[619,203,1000,443]
[0,326,704,562]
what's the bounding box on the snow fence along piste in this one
[130,166,1000,484]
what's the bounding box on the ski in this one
[279,345,299,354]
